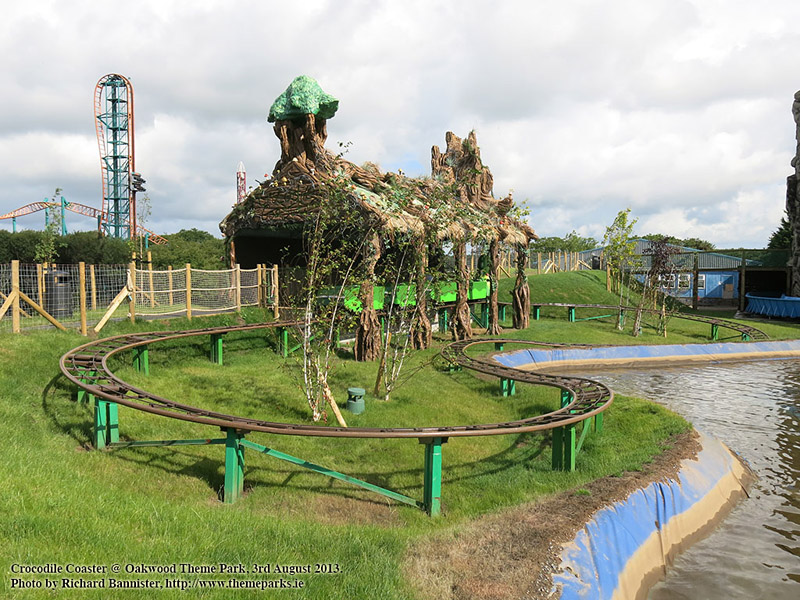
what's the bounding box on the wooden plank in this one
[18,290,67,331]
[0,290,16,321]
[93,286,130,334]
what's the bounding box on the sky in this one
[1,0,799,249]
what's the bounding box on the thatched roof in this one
[220,77,536,247]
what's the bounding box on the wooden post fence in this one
[185,263,192,320]
[272,264,279,318]
[128,261,136,323]
[79,262,87,336]
[167,265,174,306]
[11,260,20,333]
[235,264,242,312]
[90,264,97,310]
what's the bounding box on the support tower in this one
[94,73,135,239]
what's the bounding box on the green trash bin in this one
[346,387,365,414]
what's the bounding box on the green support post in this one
[594,411,604,433]
[552,426,563,470]
[500,377,516,396]
[277,327,288,358]
[223,429,245,504]
[711,324,719,341]
[438,308,449,333]
[568,306,576,322]
[133,346,149,375]
[499,304,506,322]
[421,437,447,517]
[533,305,540,320]
[563,422,577,471]
[93,397,119,449]
[77,370,96,404]
[742,333,751,341]
[552,389,576,471]
[494,342,505,351]
[481,303,489,328]
[93,398,108,450]
[108,402,119,444]
[617,310,625,329]
[210,333,224,365]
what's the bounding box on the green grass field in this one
[1,270,796,598]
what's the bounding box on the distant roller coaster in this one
[0,74,166,244]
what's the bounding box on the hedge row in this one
[0,229,225,269]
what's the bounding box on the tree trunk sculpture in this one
[452,242,473,341]
[488,238,503,335]
[411,242,432,349]
[512,244,530,329]
[354,234,382,361]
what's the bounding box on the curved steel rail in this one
[534,302,769,340]
[60,322,612,440]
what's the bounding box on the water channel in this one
[574,360,800,599]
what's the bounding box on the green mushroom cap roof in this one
[268,75,339,123]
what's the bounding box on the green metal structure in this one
[94,73,135,240]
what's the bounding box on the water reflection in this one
[574,360,800,598]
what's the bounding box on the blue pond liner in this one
[495,340,800,369]
[746,293,800,318]
[553,432,748,599]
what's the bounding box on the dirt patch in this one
[404,430,701,600]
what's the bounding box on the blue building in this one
[577,240,782,308]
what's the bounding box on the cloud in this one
[1,0,799,249]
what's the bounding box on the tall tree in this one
[602,208,638,294]
[768,214,792,249]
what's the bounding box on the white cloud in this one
[1,0,799,248]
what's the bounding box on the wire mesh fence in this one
[132,265,269,317]
[0,262,277,334]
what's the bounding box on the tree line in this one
[0,228,225,269]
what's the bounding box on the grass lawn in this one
[1,270,796,598]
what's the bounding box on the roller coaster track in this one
[58,306,770,512]
[60,322,613,440]
[0,201,167,245]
